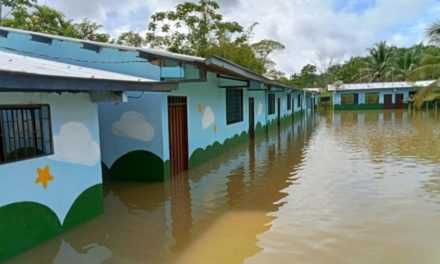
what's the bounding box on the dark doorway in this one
[395,94,404,109]
[168,96,189,177]
[384,94,393,109]
[277,98,281,127]
[354,93,359,105]
[248,97,255,138]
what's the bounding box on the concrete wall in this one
[333,88,413,109]
[0,92,103,261]
[98,72,310,181]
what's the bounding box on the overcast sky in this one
[40,0,440,74]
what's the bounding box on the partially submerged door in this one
[354,93,359,105]
[384,94,393,109]
[277,98,281,127]
[249,97,255,138]
[395,94,404,109]
[168,96,189,177]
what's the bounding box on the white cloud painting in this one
[202,106,215,130]
[51,122,100,166]
[112,111,155,142]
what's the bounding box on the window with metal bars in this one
[0,105,53,164]
[287,94,292,110]
[226,88,243,125]
[297,94,302,108]
[268,93,275,115]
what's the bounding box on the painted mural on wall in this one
[98,92,167,182]
[0,92,103,261]
[112,111,155,142]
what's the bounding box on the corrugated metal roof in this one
[0,27,304,91]
[304,88,322,93]
[0,26,205,63]
[0,50,156,82]
[328,80,436,91]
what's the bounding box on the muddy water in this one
[6,110,440,264]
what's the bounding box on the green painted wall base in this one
[334,104,409,110]
[190,110,308,169]
[106,110,309,181]
[108,150,169,182]
[190,131,249,168]
[0,184,103,262]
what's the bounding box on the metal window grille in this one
[268,93,275,115]
[226,88,243,125]
[287,94,292,110]
[0,105,53,164]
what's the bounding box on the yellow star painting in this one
[35,165,54,189]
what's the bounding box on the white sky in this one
[40,0,440,74]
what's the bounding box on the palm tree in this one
[360,41,394,82]
[392,44,425,81]
[412,80,440,109]
[426,21,440,45]
[407,21,440,109]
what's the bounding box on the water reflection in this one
[7,111,440,264]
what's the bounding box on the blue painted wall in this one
[333,88,413,105]
[0,92,103,260]
[0,92,102,223]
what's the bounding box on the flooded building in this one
[0,26,319,260]
[0,27,318,182]
[0,49,172,261]
[328,81,435,110]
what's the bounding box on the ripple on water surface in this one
[6,111,440,264]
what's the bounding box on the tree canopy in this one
[0,0,438,89]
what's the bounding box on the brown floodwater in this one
[6,110,440,264]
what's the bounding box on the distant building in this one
[328,81,435,110]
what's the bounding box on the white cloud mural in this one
[202,106,215,129]
[51,122,100,166]
[258,101,264,116]
[112,111,155,142]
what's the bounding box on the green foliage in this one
[146,0,243,56]
[1,4,109,42]
[328,57,367,83]
[146,0,284,75]
[426,21,440,45]
[116,31,144,47]
[413,81,440,109]
[2,5,76,36]
[360,41,394,82]
[288,64,325,88]
[72,18,110,42]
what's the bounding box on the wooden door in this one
[168,96,189,177]
[384,94,393,109]
[248,97,255,138]
[395,94,404,109]
[277,98,281,127]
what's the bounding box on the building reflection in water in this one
[5,115,317,264]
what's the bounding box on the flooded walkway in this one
[7,111,440,264]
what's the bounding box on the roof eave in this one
[0,70,178,92]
